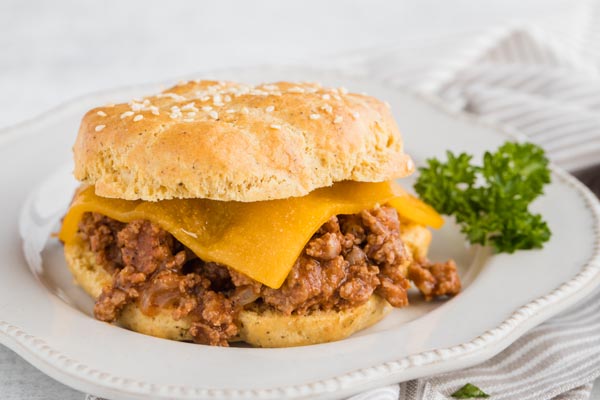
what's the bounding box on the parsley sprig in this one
[451,383,490,398]
[414,142,551,253]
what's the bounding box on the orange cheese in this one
[387,191,444,230]
[59,181,442,289]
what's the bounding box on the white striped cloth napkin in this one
[335,0,600,172]
[338,1,600,400]
[88,3,600,400]
[348,292,600,400]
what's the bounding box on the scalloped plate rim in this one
[0,65,599,400]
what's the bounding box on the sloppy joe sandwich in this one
[59,80,461,347]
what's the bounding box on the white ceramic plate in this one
[2,67,600,400]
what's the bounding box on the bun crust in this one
[64,238,392,347]
[74,81,413,202]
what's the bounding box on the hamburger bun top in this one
[74,80,414,202]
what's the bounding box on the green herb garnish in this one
[451,383,490,398]
[414,141,551,253]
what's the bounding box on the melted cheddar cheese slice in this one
[59,181,443,289]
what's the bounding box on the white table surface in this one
[1,1,597,398]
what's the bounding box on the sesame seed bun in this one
[74,81,413,202]
[64,237,393,347]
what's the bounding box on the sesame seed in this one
[270,124,282,130]
[310,114,321,120]
[181,102,196,111]
[352,112,360,119]
[333,94,342,101]
[133,115,144,122]
[202,106,213,112]
[226,109,236,114]
[339,87,348,95]
[187,112,196,117]
[322,94,331,100]
[209,111,219,120]
[120,111,134,119]
[97,111,107,117]
[169,113,180,119]
[235,86,250,96]
[224,95,232,102]
[287,87,305,94]
[150,106,160,115]
[241,107,249,115]
[157,92,187,101]
[95,125,105,132]
[321,104,333,114]
[183,118,194,123]
[200,96,210,102]
[265,106,275,113]
[384,101,391,109]
[105,103,115,108]
[334,116,343,124]
[263,84,278,91]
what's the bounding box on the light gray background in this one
[1,1,598,398]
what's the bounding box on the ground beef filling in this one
[77,206,460,346]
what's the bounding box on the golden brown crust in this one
[64,238,392,347]
[236,297,391,347]
[74,81,413,202]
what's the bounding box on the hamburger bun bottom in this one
[64,238,393,347]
